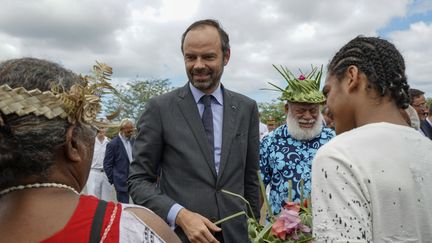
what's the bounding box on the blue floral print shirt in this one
[260,124,335,214]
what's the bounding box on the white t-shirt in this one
[259,122,269,140]
[120,203,166,243]
[91,136,109,169]
[312,122,432,242]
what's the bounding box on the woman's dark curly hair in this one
[328,36,410,109]
[0,58,93,189]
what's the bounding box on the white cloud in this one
[389,21,432,92]
[0,0,430,100]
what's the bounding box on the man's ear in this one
[345,65,361,93]
[65,126,81,163]
[223,48,231,66]
[284,103,289,115]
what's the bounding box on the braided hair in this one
[328,36,410,109]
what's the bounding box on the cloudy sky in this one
[1,0,431,102]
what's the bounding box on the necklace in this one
[0,183,79,196]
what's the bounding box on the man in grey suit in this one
[128,19,260,242]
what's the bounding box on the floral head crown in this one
[0,61,119,127]
[267,64,326,104]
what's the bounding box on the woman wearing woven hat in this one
[0,58,180,243]
[312,36,432,241]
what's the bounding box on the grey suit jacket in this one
[128,83,260,242]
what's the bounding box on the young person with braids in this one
[0,58,180,243]
[311,37,432,242]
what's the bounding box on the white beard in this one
[286,113,324,141]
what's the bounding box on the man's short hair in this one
[409,88,425,104]
[119,118,133,129]
[181,19,230,55]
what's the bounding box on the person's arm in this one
[125,207,182,243]
[311,146,372,242]
[244,101,261,219]
[175,208,221,243]
[103,142,115,184]
[128,99,177,220]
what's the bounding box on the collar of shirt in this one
[94,136,109,145]
[119,133,130,143]
[189,82,223,106]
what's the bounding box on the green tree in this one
[103,78,174,123]
[258,100,286,126]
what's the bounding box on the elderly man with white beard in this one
[260,65,335,215]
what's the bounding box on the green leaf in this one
[254,223,273,241]
[266,82,286,92]
[221,189,256,221]
[214,211,247,225]
[288,180,293,202]
[258,170,274,221]
[272,64,290,82]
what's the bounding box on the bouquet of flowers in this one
[216,172,313,243]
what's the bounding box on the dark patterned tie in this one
[201,95,214,156]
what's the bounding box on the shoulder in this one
[224,88,257,106]
[109,136,120,143]
[313,124,383,166]
[141,85,188,115]
[273,124,288,137]
[107,136,122,148]
[421,119,432,131]
[320,127,336,140]
[261,125,286,144]
[149,85,187,104]
[121,204,181,243]
[313,130,352,165]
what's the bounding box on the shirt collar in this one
[189,82,223,105]
[119,133,129,142]
[95,136,109,145]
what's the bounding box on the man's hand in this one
[176,208,221,243]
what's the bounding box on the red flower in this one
[298,74,306,80]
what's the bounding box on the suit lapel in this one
[177,84,217,178]
[421,120,432,138]
[218,89,238,179]
[117,136,130,162]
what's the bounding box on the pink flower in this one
[271,208,311,240]
[272,217,288,240]
[298,74,306,80]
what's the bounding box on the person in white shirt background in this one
[259,121,269,140]
[85,127,114,201]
